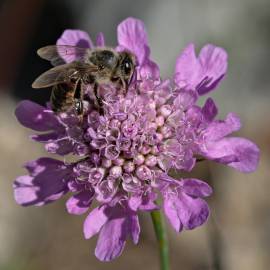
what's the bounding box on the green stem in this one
[151,210,170,270]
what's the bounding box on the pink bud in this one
[156,115,165,127]
[136,165,152,180]
[160,126,172,138]
[145,155,157,167]
[159,105,172,117]
[110,166,122,178]
[113,157,125,166]
[102,158,112,168]
[123,161,135,173]
[134,154,145,165]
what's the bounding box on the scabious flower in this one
[14,17,259,261]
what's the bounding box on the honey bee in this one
[32,45,136,115]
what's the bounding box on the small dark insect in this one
[32,45,136,116]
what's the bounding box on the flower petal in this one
[45,139,73,155]
[196,44,228,95]
[95,217,127,261]
[175,44,227,95]
[96,32,105,47]
[201,137,260,173]
[31,132,59,142]
[83,206,109,239]
[130,215,140,244]
[174,43,199,89]
[177,192,210,230]
[202,113,241,141]
[139,58,160,79]
[15,100,59,131]
[128,195,142,211]
[162,178,210,232]
[173,89,198,110]
[163,193,183,232]
[139,191,159,211]
[57,30,93,63]
[117,17,148,64]
[13,175,40,206]
[202,98,218,122]
[24,157,64,175]
[66,190,94,215]
[14,158,71,206]
[181,179,212,197]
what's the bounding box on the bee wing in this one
[37,45,90,66]
[32,64,78,88]
[32,63,100,89]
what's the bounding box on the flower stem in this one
[151,210,170,270]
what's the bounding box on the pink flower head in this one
[14,17,259,261]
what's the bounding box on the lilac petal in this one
[105,144,120,160]
[91,138,107,149]
[212,154,238,164]
[128,195,142,211]
[181,179,213,197]
[130,215,140,244]
[83,206,109,239]
[177,192,210,230]
[175,44,227,95]
[14,176,66,206]
[203,113,241,141]
[201,137,260,173]
[96,32,105,47]
[57,29,93,48]
[57,30,93,63]
[174,43,199,89]
[158,173,176,183]
[89,168,105,185]
[15,100,59,131]
[67,179,82,192]
[196,44,228,95]
[13,175,39,206]
[31,132,59,142]
[95,178,118,203]
[185,106,204,127]
[202,98,218,122]
[139,191,159,211]
[24,157,63,175]
[45,139,73,155]
[95,217,127,261]
[163,194,183,232]
[177,155,196,172]
[128,189,157,212]
[162,178,210,231]
[174,89,198,110]
[117,17,148,64]
[14,158,71,206]
[66,190,94,215]
[139,59,160,79]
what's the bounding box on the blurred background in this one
[0,0,269,269]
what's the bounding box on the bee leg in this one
[74,100,83,122]
[74,80,84,117]
[93,83,104,113]
[75,100,83,115]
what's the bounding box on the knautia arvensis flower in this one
[14,17,259,261]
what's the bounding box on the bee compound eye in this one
[123,60,132,75]
[121,58,132,75]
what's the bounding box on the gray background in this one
[0,0,269,269]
